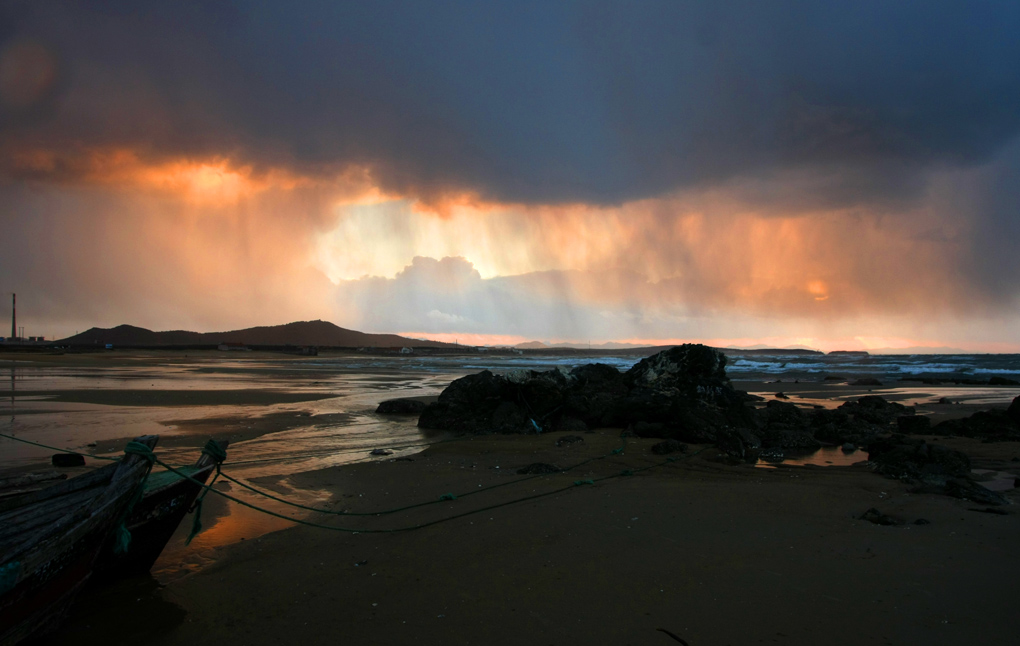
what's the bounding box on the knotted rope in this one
[112,441,157,554]
[185,439,228,545]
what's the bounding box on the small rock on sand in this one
[651,439,688,455]
[376,399,427,415]
[517,463,560,475]
[860,508,901,526]
[52,453,85,467]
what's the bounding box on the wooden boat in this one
[0,435,158,646]
[94,439,228,579]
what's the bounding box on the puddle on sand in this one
[971,469,1018,492]
[756,446,868,469]
[151,477,335,584]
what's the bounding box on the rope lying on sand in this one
[144,448,701,534]
[0,431,703,535]
[215,438,628,517]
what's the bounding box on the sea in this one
[3,350,1019,471]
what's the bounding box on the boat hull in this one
[0,437,157,646]
[94,464,215,579]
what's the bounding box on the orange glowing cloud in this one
[3,138,1015,352]
[4,146,388,208]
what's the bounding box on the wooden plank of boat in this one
[0,471,68,498]
[0,435,158,646]
[94,439,229,579]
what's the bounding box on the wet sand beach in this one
[2,350,1018,645]
[37,432,1020,646]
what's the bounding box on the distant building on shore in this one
[218,342,251,351]
[0,336,45,345]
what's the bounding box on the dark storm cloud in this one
[2,0,1019,206]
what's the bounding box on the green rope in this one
[200,438,228,463]
[112,441,157,554]
[439,493,456,501]
[145,447,706,534]
[0,429,706,536]
[214,435,630,517]
[0,432,119,461]
[186,439,228,545]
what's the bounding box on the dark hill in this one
[59,320,456,348]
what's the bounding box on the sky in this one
[2,1,1019,352]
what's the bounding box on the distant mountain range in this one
[514,340,646,350]
[865,346,970,355]
[54,323,977,354]
[58,320,457,348]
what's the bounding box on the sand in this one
[38,430,1020,646]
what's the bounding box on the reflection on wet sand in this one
[152,477,335,584]
[757,446,868,469]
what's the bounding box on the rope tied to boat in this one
[201,439,228,464]
[186,440,228,545]
[0,431,709,536]
[112,442,157,554]
[123,441,157,464]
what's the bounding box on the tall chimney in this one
[11,293,15,340]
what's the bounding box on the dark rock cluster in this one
[376,398,428,415]
[928,396,1020,441]
[417,344,942,454]
[415,345,1016,503]
[418,344,756,442]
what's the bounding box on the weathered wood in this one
[94,439,229,579]
[0,435,158,646]
[0,471,67,492]
[0,463,116,515]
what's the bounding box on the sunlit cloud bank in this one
[317,141,1020,351]
[1,139,1019,350]
[2,2,1019,350]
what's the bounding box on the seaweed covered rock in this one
[561,363,629,426]
[896,415,931,433]
[807,407,884,445]
[866,435,971,479]
[376,398,428,415]
[650,439,687,455]
[932,402,1020,441]
[624,344,736,407]
[419,345,758,441]
[761,400,807,429]
[553,416,589,434]
[1009,395,1020,424]
[748,400,816,451]
[865,435,1009,505]
[716,427,763,461]
[418,368,572,434]
[605,345,759,440]
[838,396,914,425]
[417,370,518,433]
